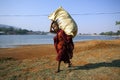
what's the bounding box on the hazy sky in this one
[0,0,120,34]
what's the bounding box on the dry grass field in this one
[0,39,120,80]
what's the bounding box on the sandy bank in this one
[0,39,120,60]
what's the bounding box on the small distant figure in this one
[50,21,74,73]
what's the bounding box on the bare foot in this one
[66,63,72,67]
[55,70,60,73]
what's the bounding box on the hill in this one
[0,24,48,35]
[0,24,30,35]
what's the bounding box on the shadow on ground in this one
[70,59,120,70]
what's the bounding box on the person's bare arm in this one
[50,22,56,33]
[50,26,55,33]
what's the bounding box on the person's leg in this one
[68,61,72,67]
[55,61,61,73]
[64,59,72,67]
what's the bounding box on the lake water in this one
[0,35,117,48]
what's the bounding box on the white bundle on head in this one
[48,7,78,38]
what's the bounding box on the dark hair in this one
[52,21,58,26]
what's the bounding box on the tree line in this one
[100,31,120,35]
[0,26,49,35]
[1,26,120,35]
[0,26,31,35]
[100,21,120,35]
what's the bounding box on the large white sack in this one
[48,7,78,38]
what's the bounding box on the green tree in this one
[116,21,120,30]
[116,21,120,35]
[116,21,120,25]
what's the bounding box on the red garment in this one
[54,29,74,63]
